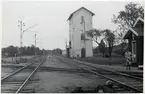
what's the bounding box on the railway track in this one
[1,56,43,79]
[57,56,143,93]
[1,56,47,93]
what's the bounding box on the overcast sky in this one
[2,0,144,50]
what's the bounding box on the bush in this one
[19,58,27,63]
[105,53,110,58]
[114,49,126,56]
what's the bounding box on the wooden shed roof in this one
[123,17,144,39]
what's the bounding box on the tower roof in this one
[67,7,95,21]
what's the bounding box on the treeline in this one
[93,42,128,56]
[2,45,48,57]
[51,48,62,55]
[88,2,144,58]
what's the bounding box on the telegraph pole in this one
[34,33,37,57]
[65,38,67,48]
[18,16,38,58]
[84,20,86,50]
[18,20,25,56]
[23,24,38,53]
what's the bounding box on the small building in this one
[124,17,144,67]
[62,50,66,56]
[67,7,95,58]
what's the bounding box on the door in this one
[132,40,137,63]
[81,48,86,58]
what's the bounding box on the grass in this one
[78,53,126,65]
[2,56,35,64]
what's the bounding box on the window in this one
[81,16,84,24]
[69,41,71,49]
[81,33,85,40]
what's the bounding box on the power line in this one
[34,33,36,56]
[23,24,38,32]
[18,18,38,57]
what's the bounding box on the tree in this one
[86,29,107,57]
[99,39,106,57]
[3,46,18,57]
[30,45,35,55]
[93,47,99,54]
[21,46,27,55]
[103,29,115,57]
[112,2,144,44]
[86,29,102,45]
[2,45,48,57]
[52,48,62,55]
[27,46,31,55]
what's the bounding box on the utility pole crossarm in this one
[23,24,38,32]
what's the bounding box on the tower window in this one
[69,41,71,48]
[81,16,84,23]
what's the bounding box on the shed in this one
[123,17,144,67]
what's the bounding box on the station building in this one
[67,7,95,58]
[124,17,144,67]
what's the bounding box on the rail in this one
[2,62,35,82]
[1,56,46,93]
[16,57,46,93]
[73,59,143,81]
[57,57,143,93]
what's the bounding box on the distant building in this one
[124,17,144,67]
[67,7,95,57]
[62,50,66,56]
